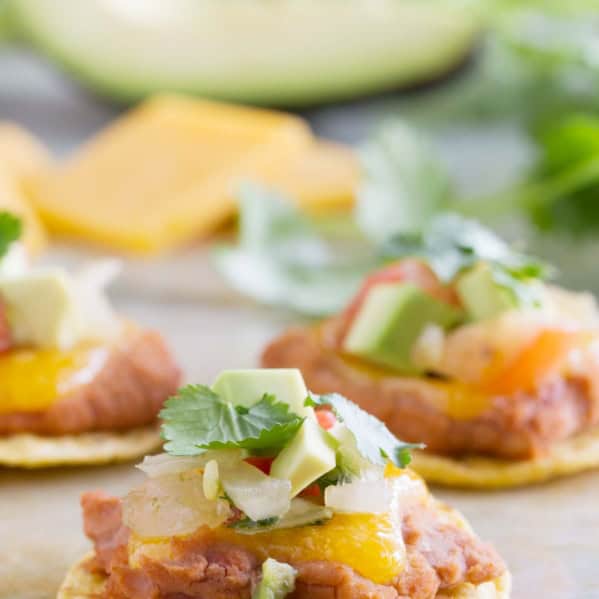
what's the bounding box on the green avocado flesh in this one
[253,558,297,599]
[270,419,337,497]
[456,264,517,322]
[212,369,313,418]
[343,282,463,373]
[9,0,481,105]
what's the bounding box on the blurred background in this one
[1,3,599,598]
[1,0,598,316]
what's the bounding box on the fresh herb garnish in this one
[0,212,21,258]
[382,213,552,306]
[305,393,422,468]
[228,516,279,531]
[160,386,304,456]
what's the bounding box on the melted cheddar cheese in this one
[0,344,109,414]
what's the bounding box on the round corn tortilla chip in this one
[0,425,162,468]
[411,426,599,489]
[59,500,511,599]
[58,556,511,599]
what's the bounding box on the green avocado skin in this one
[8,0,481,106]
[344,282,464,374]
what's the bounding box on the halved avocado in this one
[8,0,482,106]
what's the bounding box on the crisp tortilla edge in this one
[0,425,162,468]
[58,498,512,599]
[58,555,511,599]
[410,425,599,489]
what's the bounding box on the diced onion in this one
[123,470,231,538]
[325,474,427,515]
[202,459,220,501]
[411,324,445,372]
[137,449,244,478]
[221,461,291,522]
[325,479,393,514]
[234,498,333,535]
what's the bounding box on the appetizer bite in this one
[59,369,509,598]
[0,213,180,467]
[263,215,599,487]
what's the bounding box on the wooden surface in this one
[0,292,598,599]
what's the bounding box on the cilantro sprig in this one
[0,212,21,258]
[160,385,304,456]
[305,393,422,468]
[381,213,553,306]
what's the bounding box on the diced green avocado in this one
[343,282,463,373]
[9,0,481,105]
[457,264,517,322]
[252,558,297,599]
[270,419,337,497]
[0,268,81,350]
[212,369,314,419]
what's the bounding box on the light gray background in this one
[0,47,598,599]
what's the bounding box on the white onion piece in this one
[137,449,244,478]
[202,459,220,501]
[123,471,230,538]
[325,474,427,515]
[234,498,332,535]
[277,498,332,529]
[0,243,28,277]
[74,259,122,342]
[325,479,393,514]
[221,461,291,522]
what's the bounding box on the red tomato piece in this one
[339,259,459,342]
[299,484,321,498]
[316,409,337,431]
[244,456,273,475]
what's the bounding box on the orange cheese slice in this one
[0,122,49,254]
[28,95,358,254]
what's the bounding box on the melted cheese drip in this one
[214,511,404,584]
[130,510,405,585]
[0,344,109,414]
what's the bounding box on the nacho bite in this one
[60,368,509,599]
[263,215,599,488]
[0,212,180,467]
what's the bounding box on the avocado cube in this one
[343,282,463,373]
[270,419,337,497]
[457,264,517,322]
[212,369,314,418]
[252,558,297,599]
[0,268,82,350]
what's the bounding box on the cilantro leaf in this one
[0,212,22,258]
[382,213,552,306]
[305,393,422,468]
[228,516,279,531]
[213,184,375,317]
[356,121,453,242]
[160,385,304,456]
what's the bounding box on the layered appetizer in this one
[263,216,599,487]
[0,212,180,467]
[59,368,509,598]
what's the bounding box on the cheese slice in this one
[27,95,307,253]
[27,95,358,254]
[0,123,49,254]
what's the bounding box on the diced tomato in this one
[244,456,273,475]
[299,484,321,498]
[339,259,459,342]
[484,329,591,395]
[0,300,11,353]
[315,409,337,430]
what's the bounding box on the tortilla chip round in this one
[411,426,599,489]
[59,500,512,598]
[0,426,162,468]
[60,557,511,599]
